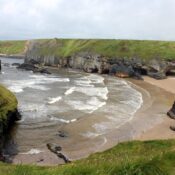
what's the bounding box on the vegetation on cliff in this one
[0,85,17,120]
[0,40,26,55]
[29,39,175,61]
[0,84,18,157]
[1,39,175,60]
[0,140,175,175]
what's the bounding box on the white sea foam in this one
[5,74,70,93]
[19,103,48,120]
[6,79,49,93]
[20,149,43,155]
[29,75,70,83]
[67,97,106,113]
[75,79,92,87]
[93,122,111,134]
[75,87,109,100]
[64,87,75,95]
[48,96,62,104]
[87,74,105,84]
[75,74,105,87]
[81,131,100,138]
[49,116,77,123]
[8,86,23,93]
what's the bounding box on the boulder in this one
[46,143,62,154]
[17,63,51,74]
[17,63,36,71]
[3,63,10,67]
[28,59,40,65]
[109,63,143,79]
[12,63,21,67]
[33,68,51,74]
[147,72,166,80]
[57,131,68,138]
[146,59,175,79]
[170,126,175,131]
[109,63,134,77]
[57,153,71,163]
[46,143,71,163]
[167,101,175,119]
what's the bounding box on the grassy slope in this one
[1,39,175,60]
[0,140,175,175]
[36,39,175,61]
[0,40,26,55]
[0,85,17,120]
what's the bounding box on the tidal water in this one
[0,58,142,155]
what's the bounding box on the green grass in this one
[0,85,18,120]
[1,39,175,61]
[0,140,175,175]
[33,39,175,61]
[0,40,26,55]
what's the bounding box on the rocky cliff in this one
[24,39,175,79]
[0,85,20,161]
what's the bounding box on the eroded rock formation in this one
[24,40,175,80]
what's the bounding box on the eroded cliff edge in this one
[24,39,175,79]
[0,85,20,161]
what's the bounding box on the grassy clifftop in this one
[1,39,175,60]
[0,140,175,175]
[0,40,26,55]
[29,39,175,61]
[0,85,17,120]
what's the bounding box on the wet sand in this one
[12,75,175,165]
[137,76,175,140]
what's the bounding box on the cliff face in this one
[25,39,175,79]
[0,85,20,160]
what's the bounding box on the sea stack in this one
[167,101,175,119]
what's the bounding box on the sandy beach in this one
[136,76,175,140]
[12,75,175,165]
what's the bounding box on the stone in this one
[17,63,36,71]
[17,63,51,74]
[147,72,166,80]
[167,101,175,119]
[3,63,10,67]
[12,63,21,67]
[57,153,71,163]
[46,143,62,154]
[57,131,68,138]
[170,126,175,131]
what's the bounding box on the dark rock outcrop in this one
[17,63,51,74]
[17,63,36,71]
[47,143,62,153]
[24,41,175,80]
[57,131,68,138]
[47,143,71,163]
[12,63,21,67]
[167,101,175,119]
[0,110,21,161]
[170,126,175,131]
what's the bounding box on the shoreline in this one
[136,77,175,140]
[12,72,175,166]
[0,54,25,59]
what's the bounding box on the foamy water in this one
[0,58,143,154]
